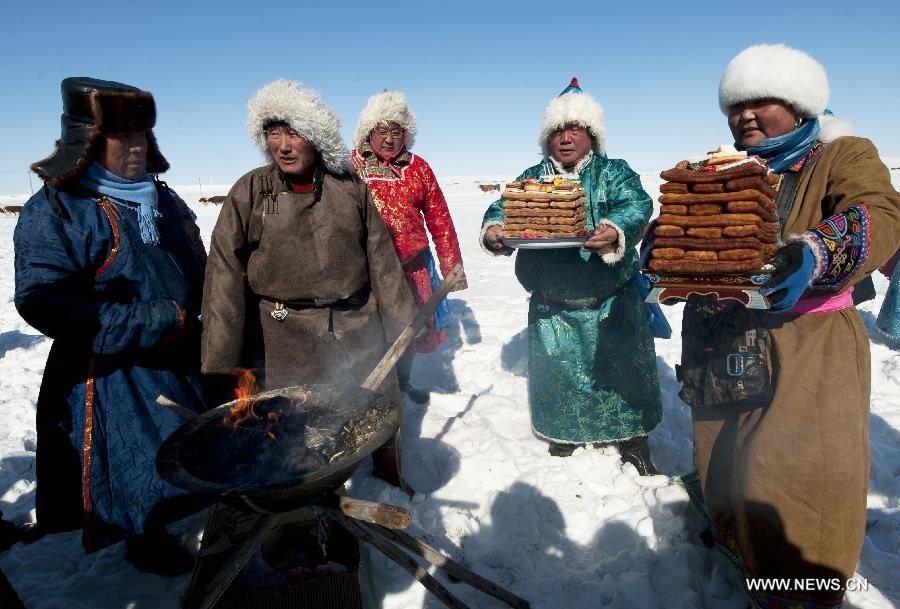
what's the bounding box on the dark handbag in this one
[675,297,774,411]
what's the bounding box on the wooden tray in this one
[642,269,771,309]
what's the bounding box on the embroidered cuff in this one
[797,205,871,290]
[479,222,512,257]
[594,219,626,264]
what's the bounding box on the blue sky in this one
[2,0,899,194]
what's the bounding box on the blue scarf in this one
[742,118,820,173]
[79,163,161,245]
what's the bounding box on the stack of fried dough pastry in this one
[648,160,780,274]
[502,179,589,238]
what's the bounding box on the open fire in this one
[220,369,309,440]
[158,383,401,511]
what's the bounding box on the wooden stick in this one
[276,494,411,530]
[362,263,463,391]
[370,524,530,608]
[155,395,198,420]
[307,494,411,530]
[332,496,411,530]
[332,512,472,609]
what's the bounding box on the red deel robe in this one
[352,144,466,352]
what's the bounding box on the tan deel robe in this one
[201,164,415,397]
[690,137,900,606]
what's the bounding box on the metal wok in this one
[156,384,399,512]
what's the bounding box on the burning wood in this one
[220,369,310,440]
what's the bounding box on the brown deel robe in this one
[201,164,416,398]
[690,137,900,606]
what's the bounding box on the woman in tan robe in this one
[683,44,900,608]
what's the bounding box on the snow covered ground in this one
[0,172,897,609]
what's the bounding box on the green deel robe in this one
[482,154,662,443]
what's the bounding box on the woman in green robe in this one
[481,78,661,472]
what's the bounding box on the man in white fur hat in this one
[481,78,662,472]
[351,90,467,403]
[201,80,416,491]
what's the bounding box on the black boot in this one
[548,442,583,457]
[0,514,28,552]
[399,380,430,404]
[618,436,659,476]
[125,528,195,576]
[396,349,429,404]
[372,433,415,498]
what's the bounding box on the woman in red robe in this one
[352,90,467,402]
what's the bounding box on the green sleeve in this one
[482,197,505,227]
[601,160,652,250]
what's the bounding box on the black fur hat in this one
[31,77,170,186]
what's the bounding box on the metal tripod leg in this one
[367,523,530,609]
[181,506,279,609]
[332,512,471,609]
[332,512,530,609]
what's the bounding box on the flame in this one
[219,371,312,441]
[221,368,281,440]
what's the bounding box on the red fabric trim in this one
[172,300,185,338]
[172,300,186,333]
[787,141,827,173]
[285,174,314,192]
[287,181,313,193]
[403,255,446,353]
[94,199,120,277]
[81,358,96,550]
[159,301,187,347]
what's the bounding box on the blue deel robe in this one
[14,182,208,550]
[482,155,662,443]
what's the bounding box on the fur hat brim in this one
[353,91,417,150]
[247,80,350,175]
[718,44,829,118]
[539,91,606,158]
[32,81,169,186]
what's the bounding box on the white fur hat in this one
[539,77,606,158]
[718,44,829,118]
[353,90,417,150]
[247,79,350,174]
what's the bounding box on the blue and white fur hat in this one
[538,77,607,158]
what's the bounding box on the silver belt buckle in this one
[271,301,288,321]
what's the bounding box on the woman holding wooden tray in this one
[681,44,900,609]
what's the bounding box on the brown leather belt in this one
[259,287,370,310]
